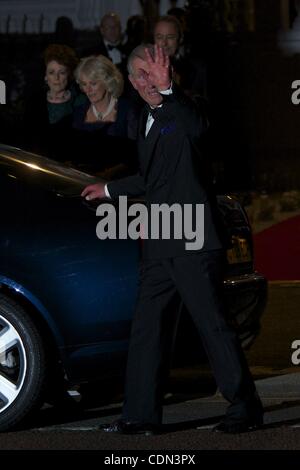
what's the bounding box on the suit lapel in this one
[139,107,148,138]
[138,108,148,175]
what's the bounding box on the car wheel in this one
[0,294,46,431]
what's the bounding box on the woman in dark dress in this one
[72,55,138,177]
[23,43,85,160]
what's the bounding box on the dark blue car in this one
[0,144,267,431]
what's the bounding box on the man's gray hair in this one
[127,43,155,75]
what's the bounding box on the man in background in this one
[80,12,127,75]
[153,15,207,100]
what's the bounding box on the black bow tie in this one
[147,106,159,119]
[107,43,120,51]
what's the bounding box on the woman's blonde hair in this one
[75,55,124,98]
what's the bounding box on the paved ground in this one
[1,282,300,458]
[1,371,300,455]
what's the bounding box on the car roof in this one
[0,144,100,196]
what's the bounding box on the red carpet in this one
[253,214,300,281]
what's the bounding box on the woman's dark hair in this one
[44,43,78,75]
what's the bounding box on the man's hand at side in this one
[81,183,106,201]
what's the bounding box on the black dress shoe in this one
[99,419,157,435]
[212,416,263,434]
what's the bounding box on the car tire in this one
[0,293,46,431]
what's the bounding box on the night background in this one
[1,1,300,451]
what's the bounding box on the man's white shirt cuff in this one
[104,184,111,198]
[159,84,173,95]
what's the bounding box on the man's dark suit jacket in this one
[107,88,222,259]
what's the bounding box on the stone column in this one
[245,0,255,32]
[278,0,300,54]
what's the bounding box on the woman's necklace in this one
[91,96,116,121]
[47,89,71,103]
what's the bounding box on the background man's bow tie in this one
[107,43,120,51]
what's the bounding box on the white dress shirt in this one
[104,40,122,65]
[145,104,162,137]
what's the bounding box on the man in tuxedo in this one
[81,45,263,435]
[153,15,208,100]
[80,12,126,74]
[99,12,124,67]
